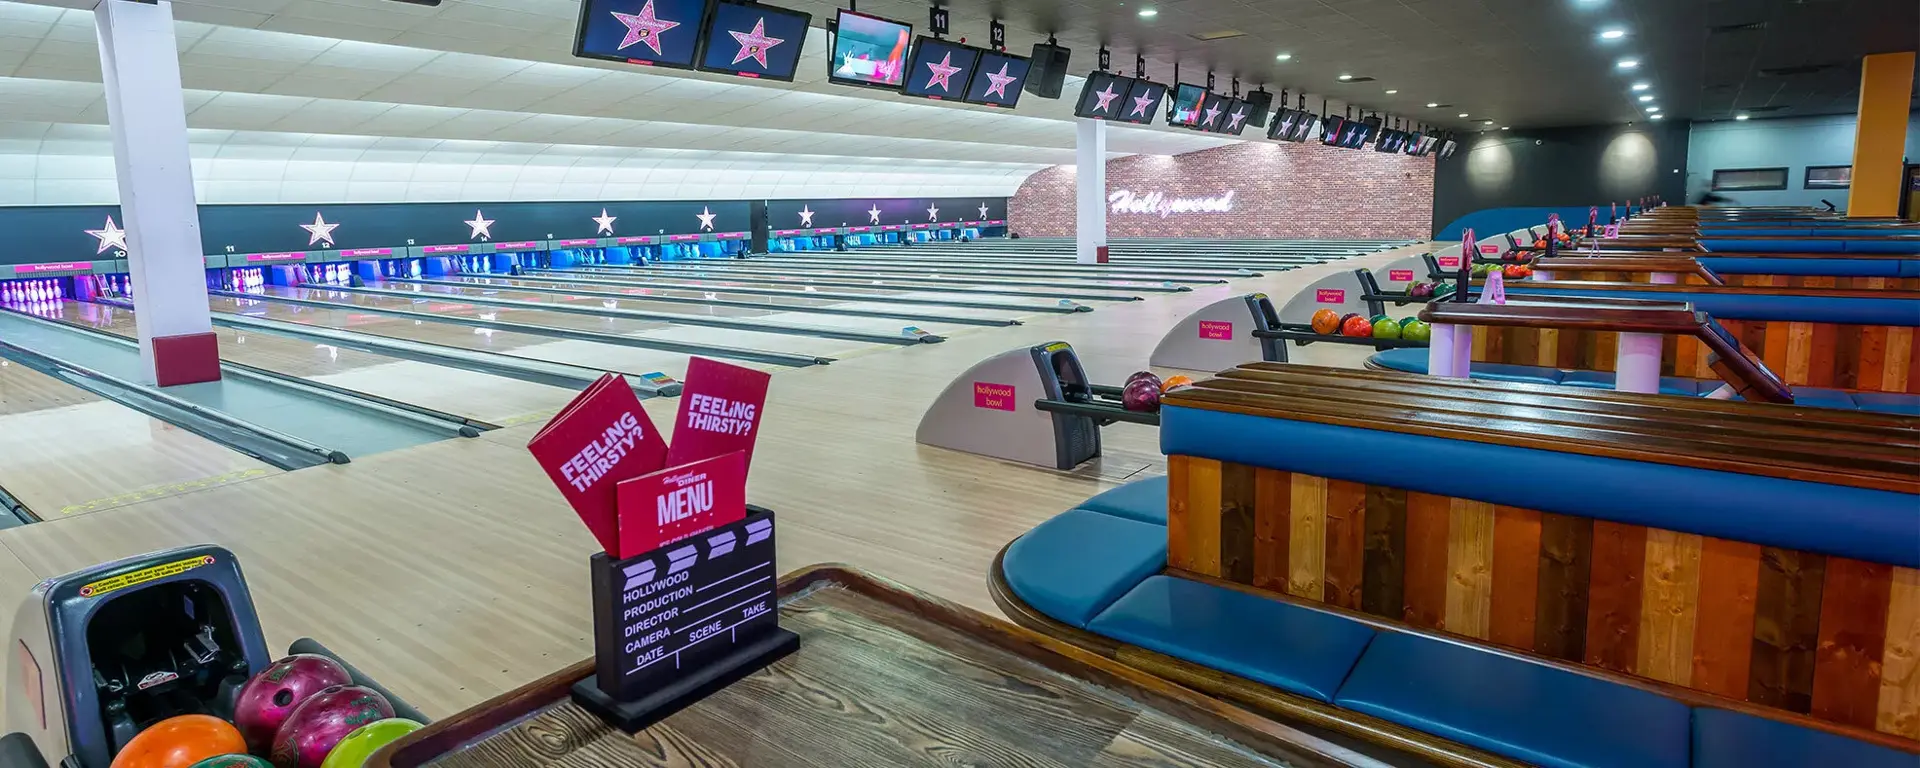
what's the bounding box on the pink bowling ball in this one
[232,655,353,753]
[269,685,394,768]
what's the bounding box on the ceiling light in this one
[1650,114,1664,120]
[1735,113,1750,120]
[1385,89,1399,94]
[1501,126,1511,131]
[1275,53,1293,61]
[1631,82,1650,91]
[1425,102,1439,108]
[1646,106,1661,113]
[1599,28,1626,39]
[1638,95,1653,102]
[1137,8,1158,17]
[1338,74,1353,81]
[1483,120,1495,126]
[1617,58,1639,69]
[1458,113,1469,118]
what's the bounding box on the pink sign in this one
[616,236,651,244]
[244,252,306,263]
[525,374,670,557]
[340,248,392,258]
[1479,244,1500,254]
[912,224,929,229]
[664,357,771,472]
[1387,269,1415,282]
[422,244,469,254]
[773,229,802,236]
[668,234,700,242]
[616,450,746,557]
[1438,256,1462,268]
[849,226,871,232]
[558,239,599,246]
[718,231,749,239]
[973,382,1016,411]
[1198,320,1233,340]
[812,228,837,234]
[1314,288,1346,304]
[14,262,92,274]
[495,241,540,250]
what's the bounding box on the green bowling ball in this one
[190,756,272,768]
[1372,318,1402,339]
[318,718,423,768]
[1402,320,1433,343]
[1399,316,1420,330]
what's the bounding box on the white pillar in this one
[1615,333,1663,394]
[1075,118,1108,264]
[1426,323,1472,378]
[95,0,218,387]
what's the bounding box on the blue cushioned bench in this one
[1501,283,1920,326]
[1367,347,1920,415]
[1702,238,1920,254]
[1697,256,1920,278]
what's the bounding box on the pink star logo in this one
[1092,83,1119,113]
[1201,103,1222,128]
[611,0,680,56]
[1228,108,1247,130]
[981,62,1018,98]
[728,17,784,69]
[1128,91,1155,117]
[924,52,963,92]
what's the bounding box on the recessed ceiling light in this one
[1457,113,1469,118]
[1638,95,1653,102]
[1646,106,1661,113]
[1275,53,1293,61]
[1501,126,1511,130]
[1631,82,1650,91]
[1385,89,1399,94]
[1735,113,1750,120]
[1483,120,1495,126]
[1650,114,1664,120]
[1599,28,1626,39]
[1338,74,1353,81]
[1425,102,1438,108]
[1137,8,1158,17]
[1617,58,1639,69]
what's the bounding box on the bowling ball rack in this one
[1032,383,1161,427]
[1254,324,1429,350]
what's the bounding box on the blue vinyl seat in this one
[1076,476,1169,525]
[1691,708,1920,768]
[1000,509,1166,628]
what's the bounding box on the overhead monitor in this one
[1168,83,1206,126]
[1320,115,1349,146]
[964,49,1031,108]
[1193,91,1229,132]
[1288,112,1320,142]
[1073,71,1134,120]
[1374,128,1404,153]
[574,0,707,70]
[1402,131,1425,155]
[1438,138,1458,158]
[1116,78,1166,124]
[827,9,911,90]
[1239,90,1272,128]
[1218,98,1254,135]
[1348,116,1381,148]
[901,36,980,100]
[697,1,811,81]
[1267,108,1300,141]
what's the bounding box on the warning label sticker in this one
[78,555,214,599]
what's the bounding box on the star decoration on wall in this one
[1228,108,1247,130]
[926,203,940,221]
[86,216,128,254]
[981,63,1017,98]
[867,205,882,224]
[612,0,679,56]
[924,53,962,91]
[466,210,495,240]
[1128,92,1155,117]
[977,202,989,219]
[1092,83,1119,113]
[593,208,617,235]
[300,213,339,247]
[798,205,815,226]
[696,206,717,231]
[728,18,783,68]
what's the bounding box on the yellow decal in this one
[79,555,214,599]
[1251,292,1267,300]
[1043,342,1071,353]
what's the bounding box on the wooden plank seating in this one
[992,364,1920,768]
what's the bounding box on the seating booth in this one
[993,365,1919,768]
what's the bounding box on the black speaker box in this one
[1240,90,1273,128]
[1025,43,1071,99]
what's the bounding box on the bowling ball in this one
[190,757,271,768]
[1402,320,1433,343]
[1309,308,1340,335]
[271,686,395,768]
[1159,375,1194,393]
[1399,316,1420,330]
[1340,315,1372,337]
[1121,379,1161,412]
[234,655,353,753]
[110,715,247,768]
[1372,318,1401,339]
[1126,371,1162,392]
[316,718,422,768]
[1408,282,1434,299]
[1126,370,1157,387]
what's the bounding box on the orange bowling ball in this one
[1310,308,1340,335]
[111,715,247,768]
[1160,375,1194,392]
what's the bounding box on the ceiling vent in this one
[1745,105,1790,112]
[1189,29,1246,41]
[1758,63,1841,77]
[1342,75,1378,83]
[1708,21,1768,34]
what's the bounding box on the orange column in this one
[1846,52,1916,218]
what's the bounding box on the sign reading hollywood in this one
[1108,189,1236,218]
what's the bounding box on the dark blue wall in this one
[1432,122,1689,239]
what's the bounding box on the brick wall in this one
[1007,140,1435,239]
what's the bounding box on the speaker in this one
[1025,43,1072,99]
[1240,90,1273,128]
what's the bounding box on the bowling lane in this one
[0,354,279,517]
[645,261,1202,290]
[380,276,1032,326]
[415,273,1068,316]
[539,266,1148,301]
[216,287,872,366]
[47,301,581,426]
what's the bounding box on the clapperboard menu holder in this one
[570,506,799,732]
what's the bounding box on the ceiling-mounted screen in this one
[698,1,811,81]
[1402,131,1425,155]
[1287,112,1320,142]
[1168,83,1206,126]
[1374,128,1405,153]
[1320,115,1349,146]
[1240,90,1272,128]
[1117,78,1166,124]
[1347,116,1381,148]
[574,0,707,69]
[1267,108,1300,141]
[902,36,980,100]
[827,9,911,90]
[1074,71,1134,120]
[1193,91,1229,132]
[964,49,1030,108]
[1218,98,1254,135]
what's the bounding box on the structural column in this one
[94,0,218,386]
[1074,118,1108,264]
[1846,51,1916,218]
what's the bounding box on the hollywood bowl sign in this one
[1108,189,1236,217]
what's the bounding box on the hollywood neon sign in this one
[1108,189,1236,217]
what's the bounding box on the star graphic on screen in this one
[1128,92,1155,117]
[925,52,963,91]
[1201,103,1222,128]
[86,216,128,254]
[300,212,339,247]
[926,203,940,221]
[798,205,815,226]
[867,205,882,224]
[727,18,783,68]
[465,210,495,241]
[696,206,717,231]
[611,0,679,56]
[1228,108,1247,130]
[981,63,1018,98]
[977,202,989,219]
[593,208,617,235]
[1092,83,1119,113]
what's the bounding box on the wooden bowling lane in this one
[535,266,1149,302]
[0,357,279,518]
[383,279,1022,332]
[658,259,1221,289]
[51,301,580,427]
[243,285,887,360]
[429,273,1069,315]
[633,261,1197,292]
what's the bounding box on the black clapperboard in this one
[571,507,800,732]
